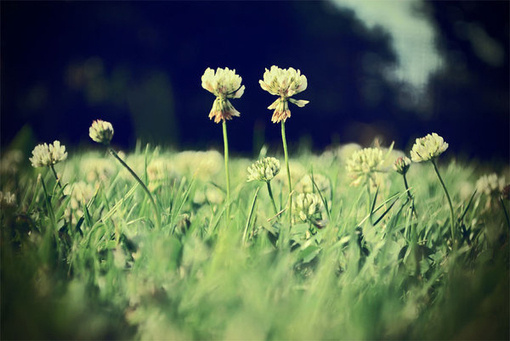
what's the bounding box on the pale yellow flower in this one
[346,147,385,187]
[476,173,505,197]
[293,192,323,222]
[30,141,68,168]
[410,133,448,162]
[201,67,245,123]
[89,119,114,144]
[247,157,281,182]
[259,65,309,123]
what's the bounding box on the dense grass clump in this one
[1,144,508,340]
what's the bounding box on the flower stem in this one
[500,196,510,230]
[403,173,418,218]
[109,147,161,230]
[50,165,63,189]
[431,159,456,243]
[222,120,231,223]
[266,181,278,216]
[281,121,292,227]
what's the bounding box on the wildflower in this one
[410,133,448,162]
[201,67,245,123]
[0,191,16,207]
[293,192,323,222]
[393,156,411,175]
[346,147,385,187]
[247,157,281,183]
[295,174,331,199]
[476,173,506,198]
[259,65,309,123]
[89,119,114,145]
[29,141,68,168]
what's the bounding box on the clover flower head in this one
[295,174,331,199]
[201,67,245,123]
[89,119,114,144]
[410,133,448,162]
[346,147,385,186]
[476,173,506,197]
[259,65,309,123]
[30,141,68,168]
[393,156,411,175]
[293,192,323,222]
[0,191,16,207]
[247,157,281,182]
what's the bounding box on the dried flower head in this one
[393,156,411,175]
[201,67,245,123]
[410,133,448,162]
[259,65,309,123]
[89,119,114,144]
[346,147,385,186]
[293,192,323,222]
[29,141,68,168]
[247,157,281,182]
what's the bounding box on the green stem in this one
[222,120,231,223]
[109,147,161,230]
[50,165,63,189]
[403,173,418,218]
[266,181,278,216]
[366,184,373,225]
[431,159,456,244]
[281,121,292,227]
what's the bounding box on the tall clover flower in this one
[260,66,309,227]
[202,67,244,222]
[89,119,161,230]
[411,133,456,243]
[247,157,281,216]
[346,147,385,187]
[30,140,68,188]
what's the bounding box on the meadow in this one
[1,66,509,340]
[1,139,508,340]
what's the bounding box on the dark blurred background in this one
[1,1,508,161]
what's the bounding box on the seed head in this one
[247,157,281,183]
[29,141,68,168]
[410,133,448,162]
[259,65,309,123]
[89,119,114,145]
[201,67,245,123]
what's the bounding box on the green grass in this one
[1,145,509,340]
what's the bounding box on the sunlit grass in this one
[1,142,509,340]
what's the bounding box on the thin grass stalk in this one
[403,173,418,218]
[222,120,231,223]
[108,147,161,230]
[431,159,456,243]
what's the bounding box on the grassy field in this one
[1,142,509,340]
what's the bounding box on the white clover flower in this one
[259,65,309,123]
[393,156,411,175]
[293,192,323,222]
[295,174,331,199]
[476,173,506,197]
[201,67,245,123]
[0,191,16,207]
[89,119,114,144]
[247,157,281,182]
[29,141,68,168]
[410,133,448,162]
[346,147,385,187]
